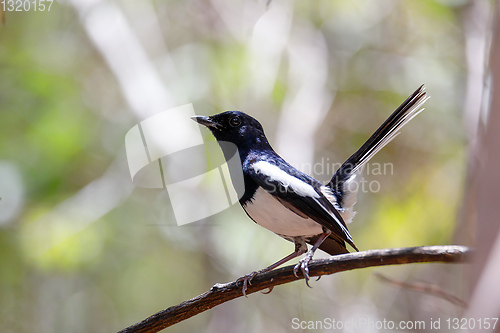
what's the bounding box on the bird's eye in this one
[229,116,241,127]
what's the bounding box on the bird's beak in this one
[191,115,221,129]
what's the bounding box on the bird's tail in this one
[328,85,429,214]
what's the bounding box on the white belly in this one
[243,187,323,237]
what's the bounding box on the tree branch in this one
[374,272,467,307]
[118,245,471,333]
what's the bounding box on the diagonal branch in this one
[118,245,471,333]
[374,272,467,307]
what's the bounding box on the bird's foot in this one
[236,271,259,297]
[293,252,314,287]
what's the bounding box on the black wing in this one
[247,161,357,250]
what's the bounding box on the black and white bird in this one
[192,85,428,296]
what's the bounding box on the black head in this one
[191,111,271,154]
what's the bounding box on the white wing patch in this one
[252,161,319,198]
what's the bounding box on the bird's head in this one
[191,111,270,154]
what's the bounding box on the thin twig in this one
[118,245,471,333]
[374,272,467,307]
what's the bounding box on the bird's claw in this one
[293,252,314,287]
[261,286,274,294]
[236,271,259,297]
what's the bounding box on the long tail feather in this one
[329,85,429,211]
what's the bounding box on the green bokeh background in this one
[0,0,480,332]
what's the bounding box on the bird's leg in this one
[293,231,332,287]
[237,241,307,297]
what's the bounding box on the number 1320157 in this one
[2,0,53,12]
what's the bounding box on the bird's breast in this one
[242,187,324,237]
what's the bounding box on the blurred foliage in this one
[0,0,482,332]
